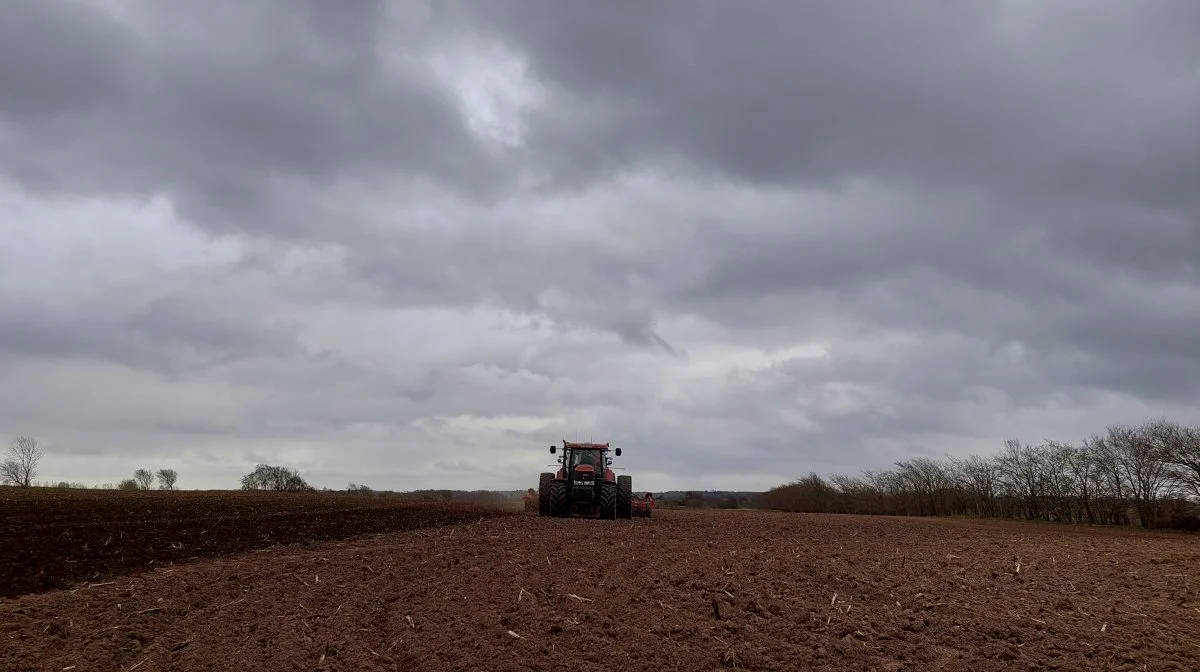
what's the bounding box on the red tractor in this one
[538,440,635,519]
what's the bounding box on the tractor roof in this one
[562,441,610,450]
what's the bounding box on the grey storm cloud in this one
[475,1,1200,198]
[1,0,1199,491]
[0,0,509,234]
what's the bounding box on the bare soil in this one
[0,488,513,598]
[3,505,1199,671]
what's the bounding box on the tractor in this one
[537,440,634,519]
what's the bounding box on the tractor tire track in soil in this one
[3,508,1199,670]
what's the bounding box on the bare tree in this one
[1088,434,1130,525]
[868,469,912,515]
[1061,442,1098,524]
[133,469,155,490]
[1161,425,1200,499]
[996,440,1047,520]
[894,458,952,516]
[156,469,178,490]
[1,437,44,487]
[1108,422,1173,527]
[950,454,999,518]
[828,473,872,514]
[240,464,313,492]
[1043,441,1080,522]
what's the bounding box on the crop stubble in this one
[1,494,1198,671]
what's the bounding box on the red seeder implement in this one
[631,492,654,518]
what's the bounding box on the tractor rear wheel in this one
[549,480,569,517]
[538,472,554,516]
[616,475,633,519]
[599,482,617,519]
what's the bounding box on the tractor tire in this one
[616,475,633,519]
[549,480,569,517]
[538,472,554,517]
[599,482,617,520]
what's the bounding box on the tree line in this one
[763,417,1200,530]
[0,447,351,494]
[117,468,179,490]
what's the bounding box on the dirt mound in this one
[2,508,1198,670]
[0,488,514,598]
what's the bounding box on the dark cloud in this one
[445,0,1200,402]
[0,1,138,121]
[452,0,1200,303]
[455,1,1200,203]
[0,0,507,237]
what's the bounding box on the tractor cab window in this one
[571,450,602,469]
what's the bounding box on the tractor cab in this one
[550,441,620,482]
[569,447,603,470]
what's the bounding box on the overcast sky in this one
[3,1,1199,492]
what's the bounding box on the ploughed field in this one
[0,488,513,598]
[2,496,1199,671]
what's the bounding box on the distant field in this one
[3,499,1198,670]
[0,487,516,598]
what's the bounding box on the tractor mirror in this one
[549,445,556,454]
[614,447,622,456]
